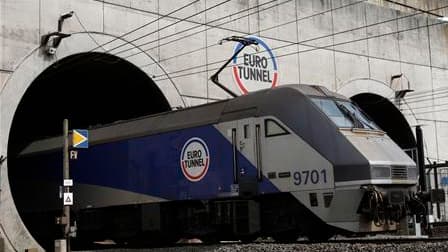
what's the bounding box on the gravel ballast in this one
[79,241,448,252]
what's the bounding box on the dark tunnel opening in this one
[351,93,416,150]
[7,52,171,249]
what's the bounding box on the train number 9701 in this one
[293,169,327,186]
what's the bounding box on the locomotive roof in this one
[19,84,348,156]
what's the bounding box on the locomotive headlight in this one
[407,167,417,180]
[371,166,391,178]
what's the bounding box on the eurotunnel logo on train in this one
[180,137,210,182]
[232,36,278,94]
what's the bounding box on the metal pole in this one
[416,125,426,192]
[434,162,441,220]
[63,119,70,252]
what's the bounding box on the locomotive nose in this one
[341,129,417,184]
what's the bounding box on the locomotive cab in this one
[304,86,418,234]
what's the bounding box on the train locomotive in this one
[15,84,419,247]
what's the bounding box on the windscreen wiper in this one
[336,103,364,129]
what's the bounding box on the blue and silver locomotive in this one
[17,84,418,247]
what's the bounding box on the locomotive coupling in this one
[358,185,407,227]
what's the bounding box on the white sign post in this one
[63,192,73,206]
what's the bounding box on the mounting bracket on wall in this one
[390,73,414,106]
[41,11,74,56]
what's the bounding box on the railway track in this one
[75,236,448,252]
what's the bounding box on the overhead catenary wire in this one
[54,0,443,79]
[90,0,201,53]
[115,0,292,59]
[137,0,366,68]
[401,86,448,98]
[403,106,448,116]
[119,0,367,60]
[73,12,106,51]
[37,0,448,103]
[52,0,232,75]
[34,0,239,105]
[400,101,448,111]
[102,0,232,56]
[400,88,448,101]
[400,93,448,106]
[148,4,448,81]
[384,0,446,18]
[417,118,448,123]
[57,0,286,72]
[38,0,206,78]
[137,0,367,69]
[150,1,447,71]
[151,17,448,82]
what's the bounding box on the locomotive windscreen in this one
[311,98,380,130]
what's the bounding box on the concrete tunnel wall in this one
[0,32,185,251]
[1,0,448,250]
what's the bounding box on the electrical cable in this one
[400,101,448,111]
[405,86,448,97]
[36,0,205,78]
[91,0,201,53]
[404,106,448,116]
[402,93,448,106]
[148,4,448,80]
[120,0,292,59]
[384,0,446,18]
[51,0,232,77]
[89,0,367,78]
[32,0,448,106]
[121,0,366,60]
[73,12,106,51]
[34,0,236,93]
[152,18,448,81]
[400,89,448,102]
[104,0,232,55]
[138,0,367,68]
[417,118,448,123]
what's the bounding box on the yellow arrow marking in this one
[73,130,87,147]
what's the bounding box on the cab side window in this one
[265,119,289,137]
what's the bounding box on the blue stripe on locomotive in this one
[68,124,279,200]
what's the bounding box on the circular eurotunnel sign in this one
[180,137,210,182]
[232,36,278,94]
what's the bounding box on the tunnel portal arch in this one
[338,78,417,151]
[351,93,416,150]
[0,33,184,251]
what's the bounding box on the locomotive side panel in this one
[257,116,334,192]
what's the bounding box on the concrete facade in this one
[1,0,448,250]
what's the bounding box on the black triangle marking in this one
[65,196,72,202]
